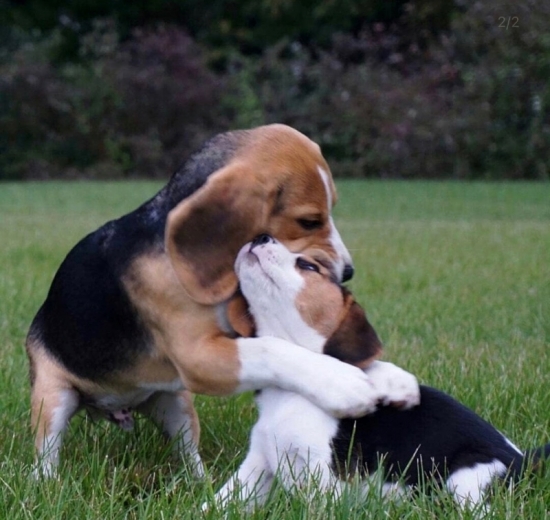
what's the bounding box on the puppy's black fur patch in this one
[332,385,549,487]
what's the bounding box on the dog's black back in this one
[28,131,244,381]
[30,215,158,380]
[332,385,527,486]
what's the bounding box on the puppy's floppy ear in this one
[226,291,256,337]
[324,291,382,367]
[166,161,272,304]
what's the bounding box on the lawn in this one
[1,180,549,519]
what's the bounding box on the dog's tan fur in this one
[166,125,336,304]
[27,124,354,474]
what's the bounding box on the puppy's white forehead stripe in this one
[317,166,332,209]
[235,243,327,352]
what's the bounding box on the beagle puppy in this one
[213,235,549,510]
[27,124,391,477]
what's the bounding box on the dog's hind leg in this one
[29,351,80,478]
[138,390,204,477]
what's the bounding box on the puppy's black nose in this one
[251,234,274,248]
[342,264,354,282]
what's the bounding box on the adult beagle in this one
[212,235,549,510]
[27,124,392,477]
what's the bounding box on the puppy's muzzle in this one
[250,233,354,281]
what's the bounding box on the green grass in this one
[1,180,549,519]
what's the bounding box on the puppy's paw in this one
[365,361,420,410]
[303,357,379,418]
[200,500,212,514]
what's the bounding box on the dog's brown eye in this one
[296,257,320,273]
[297,218,323,230]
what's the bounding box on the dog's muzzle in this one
[250,233,276,250]
[342,264,354,282]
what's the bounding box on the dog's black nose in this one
[251,234,274,248]
[342,264,354,282]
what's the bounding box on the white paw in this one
[32,460,58,480]
[303,357,379,418]
[365,361,420,410]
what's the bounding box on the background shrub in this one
[0,21,229,179]
[230,1,550,179]
[1,0,549,180]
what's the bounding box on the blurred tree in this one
[1,0,548,179]
[4,0,441,60]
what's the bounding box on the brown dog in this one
[26,124,380,477]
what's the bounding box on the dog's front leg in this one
[363,361,420,409]
[176,335,381,418]
[237,336,386,418]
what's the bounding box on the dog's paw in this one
[365,361,420,410]
[32,460,58,480]
[303,357,379,418]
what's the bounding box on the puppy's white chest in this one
[255,389,338,460]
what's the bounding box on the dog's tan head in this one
[166,124,353,305]
[230,236,382,368]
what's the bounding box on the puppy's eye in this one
[297,218,323,230]
[296,257,320,273]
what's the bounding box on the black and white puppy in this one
[213,235,549,509]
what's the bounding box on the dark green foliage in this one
[4,0,409,55]
[0,22,229,178]
[1,0,549,179]
[228,1,550,179]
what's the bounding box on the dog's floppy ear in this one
[226,291,256,337]
[166,162,272,304]
[324,291,382,367]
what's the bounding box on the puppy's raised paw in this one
[299,355,380,418]
[365,361,420,410]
